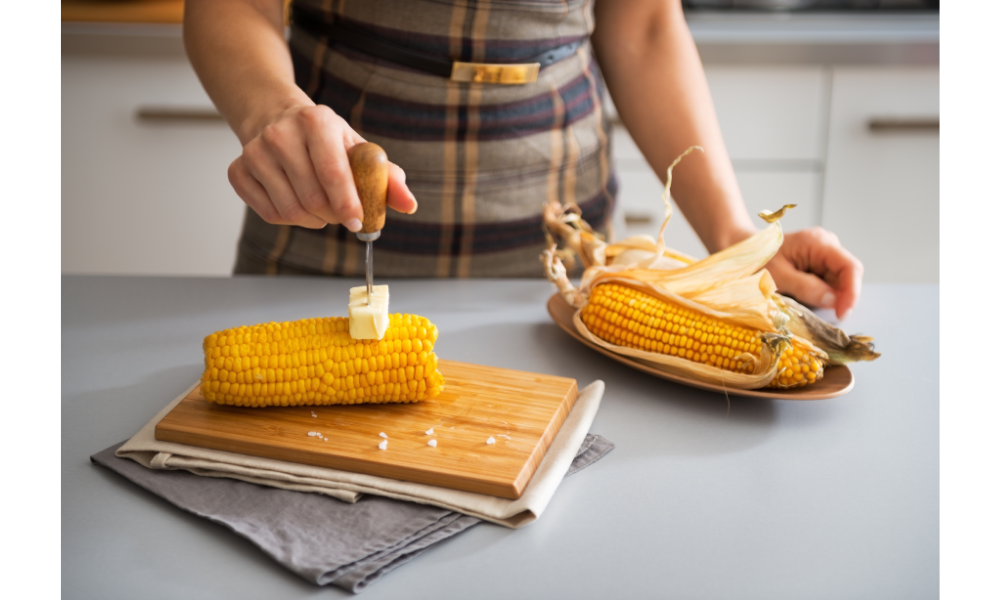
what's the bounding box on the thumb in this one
[771,261,837,311]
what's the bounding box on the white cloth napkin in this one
[118,380,605,528]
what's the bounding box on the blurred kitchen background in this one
[62,1,939,282]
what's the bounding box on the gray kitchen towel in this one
[91,434,613,594]
[117,380,607,528]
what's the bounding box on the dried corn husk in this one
[776,295,881,363]
[542,201,606,271]
[541,146,879,389]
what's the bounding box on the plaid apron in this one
[234,0,617,277]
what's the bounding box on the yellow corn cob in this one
[200,313,444,407]
[766,338,824,389]
[581,283,763,373]
[580,283,824,386]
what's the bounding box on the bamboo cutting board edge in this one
[155,360,579,499]
[157,424,522,496]
[508,378,578,495]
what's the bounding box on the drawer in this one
[62,54,245,276]
[736,170,823,234]
[614,166,707,259]
[606,67,828,163]
[821,67,939,283]
[615,168,823,260]
[706,66,828,162]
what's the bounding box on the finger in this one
[261,123,342,226]
[770,257,838,311]
[299,110,363,232]
[794,228,864,319]
[344,126,367,147]
[386,162,417,214]
[229,157,288,225]
[243,142,326,229]
[813,245,863,320]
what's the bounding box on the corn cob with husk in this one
[542,146,879,390]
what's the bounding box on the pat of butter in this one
[349,285,389,340]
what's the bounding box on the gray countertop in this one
[686,10,939,43]
[62,275,938,599]
[687,10,938,63]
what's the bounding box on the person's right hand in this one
[228,104,417,230]
[765,227,864,321]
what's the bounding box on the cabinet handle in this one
[136,106,224,122]
[868,118,939,133]
[624,213,653,225]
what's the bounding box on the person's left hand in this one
[764,227,864,321]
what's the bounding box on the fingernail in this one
[842,309,853,321]
[344,218,362,232]
[820,292,836,308]
[407,199,418,215]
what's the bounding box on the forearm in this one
[592,0,756,252]
[184,0,312,145]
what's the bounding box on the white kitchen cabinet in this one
[821,67,939,284]
[735,170,824,232]
[612,165,707,258]
[704,66,828,163]
[611,65,938,284]
[62,44,246,277]
[605,66,828,163]
[612,66,827,257]
[614,167,823,259]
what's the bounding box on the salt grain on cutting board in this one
[378,440,388,450]
[427,439,437,448]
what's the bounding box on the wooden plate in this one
[546,293,853,400]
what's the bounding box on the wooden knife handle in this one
[347,142,389,234]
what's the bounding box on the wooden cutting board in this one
[155,360,578,499]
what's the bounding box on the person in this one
[184,0,863,320]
